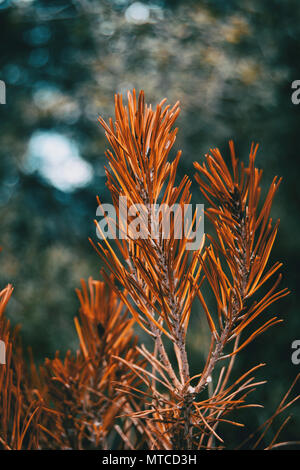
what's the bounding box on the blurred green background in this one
[0,0,299,447]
